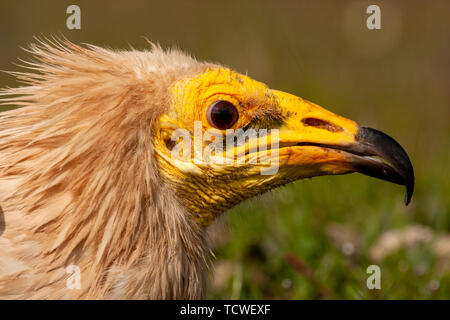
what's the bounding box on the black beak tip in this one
[357,126,415,207]
[405,171,414,206]
[405,186,412,206]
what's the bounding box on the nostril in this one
[301,117,343,132]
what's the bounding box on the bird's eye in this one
[206,100,239,130]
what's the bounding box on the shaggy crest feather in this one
[0,38,216,299]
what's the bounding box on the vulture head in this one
[0,39,414,299]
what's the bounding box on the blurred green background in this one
[0,0,449,299]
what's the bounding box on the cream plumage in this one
[0,39,212,299]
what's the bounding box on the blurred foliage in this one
[0,0,448,299]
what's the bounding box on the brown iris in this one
[206,100,239,130]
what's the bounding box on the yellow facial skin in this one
[155,68,360,227]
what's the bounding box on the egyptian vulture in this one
[0,39,414,299]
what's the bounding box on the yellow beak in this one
[272,90,414,205]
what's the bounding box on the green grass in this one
[207,165,450,299]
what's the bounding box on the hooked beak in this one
[272,90,415,205]
[309,126,415,205]
[344,126,414,205]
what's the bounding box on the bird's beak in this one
[271,90,415,205]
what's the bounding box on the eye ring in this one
[206,100,239,130]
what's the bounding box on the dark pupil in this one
[208,100,238,130]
